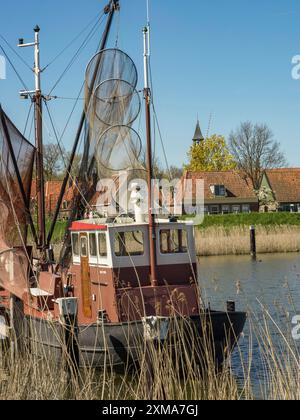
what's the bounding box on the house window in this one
[242,204,250,213]
[160,229,188,254]
[232,205,240,214]
[210,205,220,215]
[204,206,209,215]
[62,200,68,210]
[279,204,292,212]
[71,233,79,256]
[214,185,226,197]
[115,231,144,257]
[222,205,230,214]
[89,233,97,257]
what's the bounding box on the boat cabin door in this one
[80,233,92,318]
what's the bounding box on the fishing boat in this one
[0,0,246,370]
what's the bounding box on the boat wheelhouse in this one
[69,219,199,325]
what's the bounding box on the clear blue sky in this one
[0,0,300,168]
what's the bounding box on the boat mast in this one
[19,26,46,258]
[143,21,158,287]
[47,0,120,248]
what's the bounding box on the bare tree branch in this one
[43,143,64,181]
[229,122,287,189]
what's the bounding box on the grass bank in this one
[183,213,300,256]
[195,225,300,256]
[185,212,300,229]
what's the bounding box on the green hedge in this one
[182,213,300,229]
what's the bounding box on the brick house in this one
[260,169,300,213]
[183,171,259,215]
[31,180,75,219]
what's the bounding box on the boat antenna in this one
[143,2,158,287]
[18,26,47,261]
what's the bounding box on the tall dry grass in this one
[195,225,300,256]
[1,303,300,400]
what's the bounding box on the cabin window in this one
[114,231,144,257]
[160,229,188,254]
[72,233,79,256]
[80,236,88,257]
[89,233,97,257]
[98,232,108,257]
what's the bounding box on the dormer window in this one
[213,185,226,197]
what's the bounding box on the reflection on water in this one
[198,253,300,396]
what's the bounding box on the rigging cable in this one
[149,57,172,181]
[23,101,33,138]
[47,12,106,96]
[0,34,32,71]
[0,43,33,100]
[42,11,104,72]
[146,0,172,181]
[44,100,92,211]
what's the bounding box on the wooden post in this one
[250,225,256,259]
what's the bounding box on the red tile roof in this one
[265,169,300,203]
[31,180,75,212]
[184,170,256,200]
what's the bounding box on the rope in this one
[47,14,106,97]
[44,100,92,212]
[42,11,104,72]
[23,102,33,137]
[0,43,33,100]
[148,56,172,181]
[0,34,32,71]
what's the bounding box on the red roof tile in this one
[265,168,300,203]
[184,170,256,200]
[30,180,75,212]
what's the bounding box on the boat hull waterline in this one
[14,311,247,370]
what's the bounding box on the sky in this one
[0,0,300,168]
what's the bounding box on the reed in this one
[1,301,300,401]
[195,225,300,256]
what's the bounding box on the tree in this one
[169,165,184,179]
[185,135,237,172]
[229,122,287,189]
[65,152,82,180]
[43,143,64,181]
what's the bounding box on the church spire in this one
[193,118,204,145]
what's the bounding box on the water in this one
[198,253,300,397]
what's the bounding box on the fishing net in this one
[92,79,141,127]
[85,48,138,102]
[0,107,35,296]
[60,48,144,266]
[96,125,142,172]
[84,48,142,176]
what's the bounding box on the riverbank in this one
[190,213,300,256]
[195,225,300,256]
